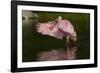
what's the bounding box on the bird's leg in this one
[66,36,69,44]
[65,35,72,51]
[66,36,71,47]
[64,36,69,50]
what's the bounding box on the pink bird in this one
[36,16,77,42]
[36,16,78,61]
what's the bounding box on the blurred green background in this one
[22,10,90,62]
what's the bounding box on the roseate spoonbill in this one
[36,16,77,43]
[36,16,78,61]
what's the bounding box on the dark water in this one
[22,11,90,62]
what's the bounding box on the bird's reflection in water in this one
[37,46,77,61]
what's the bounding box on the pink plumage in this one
[36,21,64,39]
[57,19,76,37]
[36,16,77,41]
[36,23,52,35]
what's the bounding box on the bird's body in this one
[36,16,77,42]
[36,16,78,61]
